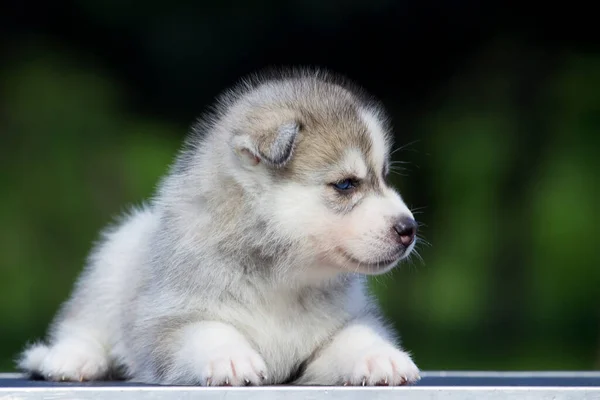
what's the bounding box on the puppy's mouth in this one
[336,247,402,270]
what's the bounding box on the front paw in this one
[166,321,268,386]
[199,346,268,386]
[342,345,420,386]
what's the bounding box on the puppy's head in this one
[226,72,417,275]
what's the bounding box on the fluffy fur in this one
[18,68,421,386]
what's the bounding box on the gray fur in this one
[17,68,420,386]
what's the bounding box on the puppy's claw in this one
[244,378,251,386]
[206,378,212,387]
[376,377,389,386]
[361,377,367,386]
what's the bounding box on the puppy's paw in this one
[341,345,420,386]
[168,321,268,386]
[198,345,268,386]
[19,339,109,382]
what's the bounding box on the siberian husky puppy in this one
[18,68,421,386]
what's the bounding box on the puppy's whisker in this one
[415,236,432,247]
[389,170,409,177]
[411,249,425,265]
[390,139,421,156]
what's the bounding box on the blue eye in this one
[333,179,356,191]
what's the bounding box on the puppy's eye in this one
[332,178,357,192]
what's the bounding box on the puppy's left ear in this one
[231,110,301,168]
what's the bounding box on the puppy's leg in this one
[17,266,112,382]
[16,210,151,381]
[151,321,267,386]
[295,318,420,386]
[18,323,110,382]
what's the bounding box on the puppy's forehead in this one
[338,148,368,178]
[287,105,390,180]
[358,109,389,173]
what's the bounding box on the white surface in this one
[2,372,600,400]
[1,386,600,400]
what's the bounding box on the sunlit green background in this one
[1,1,599,372]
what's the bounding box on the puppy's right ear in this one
[231,109,301,168]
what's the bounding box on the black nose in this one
[393,217,417,247]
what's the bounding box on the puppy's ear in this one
[231,109,300,168]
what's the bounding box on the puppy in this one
[18,68,421,386]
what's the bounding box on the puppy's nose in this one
[393,217,417,247]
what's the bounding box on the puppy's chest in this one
[231,289,351,383]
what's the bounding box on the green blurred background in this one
[1,1,599,372]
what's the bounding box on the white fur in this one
[296,321,419,385]
[17,70,420,386]
[166,321,268,385]
[339,148,368,179]
[19,338,108,382]
[359,108,389,173]
[268,181,414,276]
